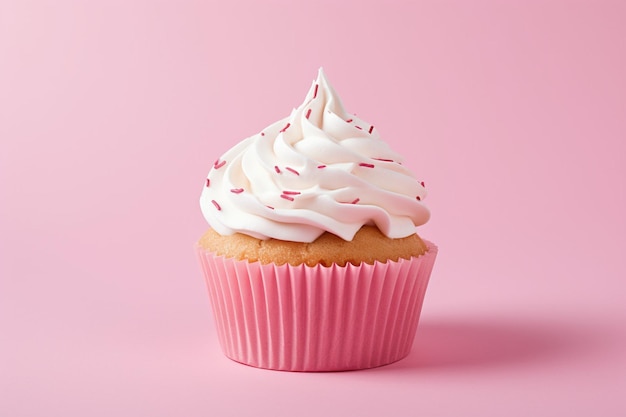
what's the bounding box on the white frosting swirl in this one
[200,68,430,242]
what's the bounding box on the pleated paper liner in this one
[196,241,437,372]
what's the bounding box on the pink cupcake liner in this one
[196,241,437,372]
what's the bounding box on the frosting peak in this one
[200,68,430,242]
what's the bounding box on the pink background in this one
[1,0,625,415]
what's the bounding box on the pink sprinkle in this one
[282,190,301,195]
[355,125,362,130]
[346,119,353,123]
[285,167,300,176]
[351,198,360,204]
[317,165,327,169]
[214,159,226,169]
[369,125,374,134]
[280,194,295,201]
[373,158,394,162]
[211,200,221,210]
[305,109,312,119]
[313,84,318,98]
[205,178,210,187]
[230,188,244,194]
[420,181,425,187]
[359,163,375,168]
[416,196,421,201]
[274,165,282,174]
[279,123,291,133]
[266,205,275,210]
[261,132,265,136]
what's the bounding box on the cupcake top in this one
[200,68,430,243]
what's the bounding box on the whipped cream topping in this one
[200,68,430,242]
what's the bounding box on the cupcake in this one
[196,68,437,371]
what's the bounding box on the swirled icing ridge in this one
[200,68,430,242]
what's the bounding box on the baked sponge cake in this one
[198,226,428,267]
[196,68,437,371]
